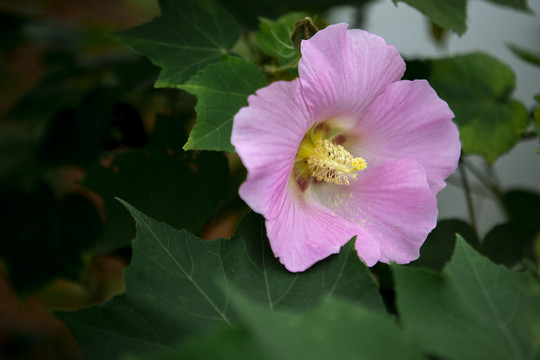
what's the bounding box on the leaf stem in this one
[262,56,300,76]
[459,158,478,233]
[460,157,513,220]
[461,157,503,199]
[269,29,295,50]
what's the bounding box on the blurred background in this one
[0,0,538,359]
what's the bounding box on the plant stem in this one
[461,157,503,199]
[459,158,478,232]
[461,156,513,220]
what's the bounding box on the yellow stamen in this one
[307,139,367,185]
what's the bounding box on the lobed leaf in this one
[221,211,384,312]
[122,296,424,360]
[180,57,266,152]
[56,203,382,360]
[225,296,424,360]
[394,236,540,360]
[109,0,240,88]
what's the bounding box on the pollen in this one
[307,139,367,185]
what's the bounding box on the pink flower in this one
[231,23,460,272]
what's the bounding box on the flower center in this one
[293,123,367,186]
[307,139,366,185]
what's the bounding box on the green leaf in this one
[428,52,529,163]
[84,115,229,254]
[56,204,382,360]
[413,219,479,271]
[122,327,262,360]
[393,0,467,35]
[221,212,384,312]
[483,0,533,13]
[256,12,308,65]
[508,43,540,67]
[122,296,424,360]
[109,0,240,88]
[180,57,266,152]
[56,201,234,360]
[227,296,424,360]
[393,236,540,360]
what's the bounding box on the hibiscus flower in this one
[231,23,461,272]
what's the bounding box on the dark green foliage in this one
[122,297,425,360]
[58,207,540,360]
[0,185,101,293]
[110,0,240,88]
[221,213,384,312]
[4,0,540,359]
[56,204,383,360]
[84,115,229,254]
[394,237,540,360]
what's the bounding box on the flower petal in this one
[311,159,437,264]
[232,79,312,219]
[298,23,405,121]
[266,184,381,272]
[346,80,461,195]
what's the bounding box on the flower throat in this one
[294,123,367,186]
